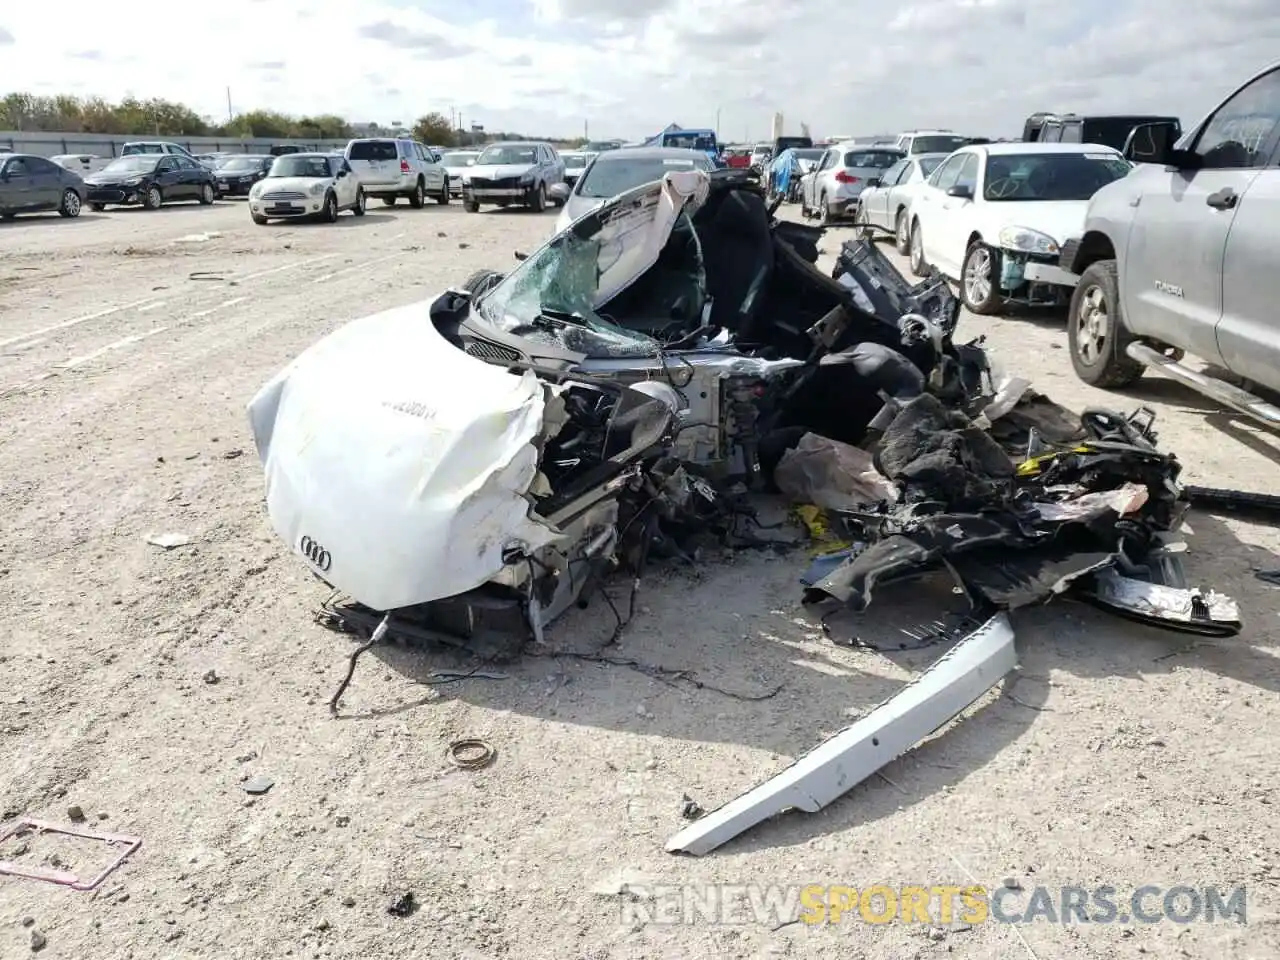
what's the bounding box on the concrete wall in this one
[0,130,351,158]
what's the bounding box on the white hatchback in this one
[249,153,366,224]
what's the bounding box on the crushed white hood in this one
[247,303,563,611]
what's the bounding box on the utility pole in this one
[225,87,233,124]
[715,107,720,141]
[584,119,588,141]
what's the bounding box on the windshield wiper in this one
[534,307,588,328]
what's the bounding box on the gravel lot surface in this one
[1,196,1278,960]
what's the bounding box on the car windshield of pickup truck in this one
[983,152,1131,201]
[912,135,971,153]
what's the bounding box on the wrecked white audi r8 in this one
[247,167,1242,856]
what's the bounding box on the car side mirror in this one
[548,182,571,203]
[946,184,973,199]
[867,177,881,187]
[1124,121,1181,165]
[336,169,347,178]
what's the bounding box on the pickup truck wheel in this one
[1068,259,1144,388]
[894,209,910,254]
[961,241,1003,315]
[437,177,450,204]
[409,180,425,209]
[464,196,480,213]
[908,220,928,277]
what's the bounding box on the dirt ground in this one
[2,195,1279,960]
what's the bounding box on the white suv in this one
[344,138,449,208]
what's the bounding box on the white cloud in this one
[2,0,1279,140]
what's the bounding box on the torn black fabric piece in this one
[875,394,1014,507]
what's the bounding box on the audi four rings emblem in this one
[299,535,332,572]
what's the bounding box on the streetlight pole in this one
[715,106,721,141]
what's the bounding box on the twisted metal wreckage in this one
[247,168,1242,856]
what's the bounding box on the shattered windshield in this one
[577,156,707,198]
[982,152,1131,201]
[475,187,703,358]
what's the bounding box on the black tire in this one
[352,189,366,217]
[437,177,450,204]
[198,183,215,205]
[142,185,163,210]
[461,269,506,299]
[551,185,565,208]
[1068,259,1145,388]
[908,219,928,277]
[960,240,1003,315]
[252,213,269,225]
[322,192,338,223]
[89,202,105,212]
[382,196,396,206]
[464,196,480,213]
[893,208,910,255]
[59,189,82,218]
[529,182,546,212]
[409,180,425,209]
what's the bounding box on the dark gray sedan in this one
[0,153,87,220]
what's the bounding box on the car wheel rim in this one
[66,191,80,215]
[149,188,160,206]
[1076,284,1108,364]
[964,248,992,305]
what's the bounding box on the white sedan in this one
[906,142,1133,314]
[855,152,951,254]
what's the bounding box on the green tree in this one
[412,112,456,146]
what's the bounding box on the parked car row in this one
[842,61,1280,436]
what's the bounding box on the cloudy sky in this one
[1,0,1278,140]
